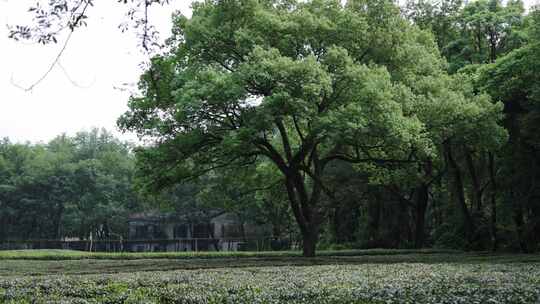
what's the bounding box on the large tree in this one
[118,0,491,256]
[477,10,540,252]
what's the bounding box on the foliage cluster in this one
[403,0,540,253]
[0,129,140,241]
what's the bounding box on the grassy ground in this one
[1,250,539,303]
[1,263,539,303]
[0,248,457,260]
[0,249,539,276]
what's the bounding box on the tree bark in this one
[464,150,482,213]
[302,227,319,257]
[398,197,411,247]
[414,183,429,249]
[445,142,475,243]
[283,172,321,257]
[505,102,527,252]
[367,191,382,247]
[0,213,7,241]
[513,197,528,253]
[529,194,540,252]
[54,203,64,240]
[488,152,498,251]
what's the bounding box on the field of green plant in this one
[0,248,457,260]
[1,263,540,303]
[1,250,540,303]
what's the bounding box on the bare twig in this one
[10,0,92,92]
[11,29,75,92]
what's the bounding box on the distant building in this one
[126,211,269,252]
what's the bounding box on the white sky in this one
[0,0,537,144]
[0,0,191,144]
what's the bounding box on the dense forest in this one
[2,0,539,256]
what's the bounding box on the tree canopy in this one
[119,0,505,256]
[0,129,140,241]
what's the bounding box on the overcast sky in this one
[0,0,191,144]
[0,0,537,144]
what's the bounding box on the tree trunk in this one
[367,191,382,247]
[302,228,318,257]
[0,214,7,241]
[505,103,527,252]
[513,197,528,253]
[529,195,540,252]
[53,203,64,240]
[414,183,429,249]
[464,150,482,213]
[398,198,411,247]
[284,173,321,257]
[488,152,498,251]
[445,142,475,243]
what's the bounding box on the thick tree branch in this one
[275,118,293,163]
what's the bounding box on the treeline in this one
[0,129,141,240]
[0,129,293,242]
[321,0,540,252]
[401,0,540,252]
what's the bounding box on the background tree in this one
[404,0,540,252]
[406,0,526,72]
[476,10,540,252]
[0,129,141,241]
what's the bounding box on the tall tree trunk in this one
[488,152,498,251]
[445,142,475,243]
[414,183,429,249]
[284,173,321,257]
[367,191,382,247]
[398,198,411,247]
[0,214,6,241]
[513,196,528,253]
[488,31,498,63]
[53,203,64,240]
[302,226,319,257]
[505,101,527,252]
[529,195,540,252]
[464,150,482,213]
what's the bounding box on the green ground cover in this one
[1,263,539,303]
[0,249,457,260]
[1,252,540,277]
[1,250,539,303]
